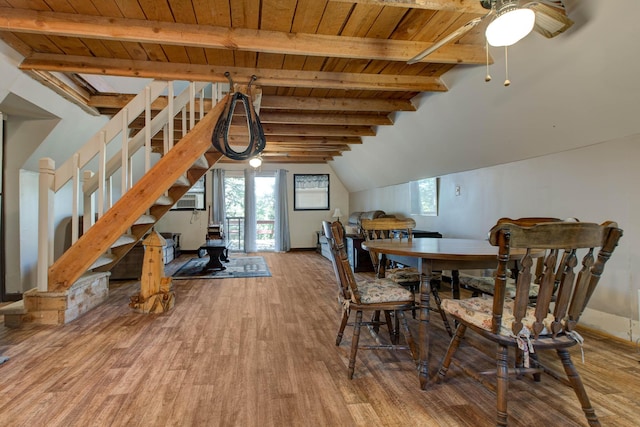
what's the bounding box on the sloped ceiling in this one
[333,0,640,193]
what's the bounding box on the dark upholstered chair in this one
[437,220,623,427]
[322,221,417,380]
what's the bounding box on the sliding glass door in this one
[253,173,276,251]
[223,170,276,252]
[223,173,245,252]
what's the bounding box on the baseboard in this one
[577,323,639,350]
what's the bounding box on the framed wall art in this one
[293,174,330,211]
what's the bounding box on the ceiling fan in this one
[407,0,574,65]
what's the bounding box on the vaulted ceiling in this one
[0,0,504,164]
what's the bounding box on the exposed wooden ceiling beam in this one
[218,156,334,164]
[264,150,342,157]
[89,94,416,113]
[251,112,393,126]
[25,70,99,116]
[129,112,391,128]
[256,136,362,145]
[167,135,362,145]
[265,144,351,152]
[330,0,487,13]
[0,7,486,65]
[147,124,373,141]
[89,94,169,110]
[19,54,448,92]
[260,96,417,112]
[233,124,376,137]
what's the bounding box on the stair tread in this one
[173,175,191,187]
[134,214,156,225]
[90,254,117,270]
[112,234,136,248]
[0,300,26,315]
[193,155,208,169]
[155,195,173,206]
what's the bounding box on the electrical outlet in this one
[455,185,461,196]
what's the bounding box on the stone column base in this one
[22,272,110,325]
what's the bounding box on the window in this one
[410,177,438,216]
[293,174,330,211]
[172,176,206,210]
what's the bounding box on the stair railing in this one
[37,80,220,292]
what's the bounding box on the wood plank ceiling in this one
[0,0,490,164]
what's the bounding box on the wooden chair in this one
[456,217,568,300]
[361,217,453,336]
[322,221,418,379]
[436,220,623,427]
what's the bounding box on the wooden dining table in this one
[361,237,528,390]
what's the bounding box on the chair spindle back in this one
[488,221,623,338]
[360,217,417,277]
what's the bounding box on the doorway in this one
[223,171,276,252]
[254,173,276,251]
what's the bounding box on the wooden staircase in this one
[1,82,229,326]
[48,100,226,291]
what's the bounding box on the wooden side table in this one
[199,240,229,271]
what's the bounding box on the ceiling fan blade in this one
[524,1,574,38]
[407,16,483,64]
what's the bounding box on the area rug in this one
[172,256,271,280]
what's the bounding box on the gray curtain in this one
[274,169,290,252]
[244,168,257,253]
[211,168,226,225]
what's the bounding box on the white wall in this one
[0,41,108,294]
[351,134,638,340]
[156,162,349,251]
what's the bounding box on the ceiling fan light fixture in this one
[485,2,535,47]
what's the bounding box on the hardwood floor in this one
[1,251,639,426]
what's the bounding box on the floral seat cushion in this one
[459,273,540,298]
[385,267,420,284]
[356,278,414,304]
[441,296,556,336]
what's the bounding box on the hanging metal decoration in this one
[211,72,266,160]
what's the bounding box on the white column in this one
[181,107,187,137]
[83,170,96,233]
[121,107,129,194]
[189,82,195,130]
[97,131,106,218]
[145,85,151,172]
[71,153,80,244]
[168,82,174,149]
[38,158,55,292]
[199,87,205,119]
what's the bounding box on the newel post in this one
[38,158,55,292]
[129,231,175,313]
